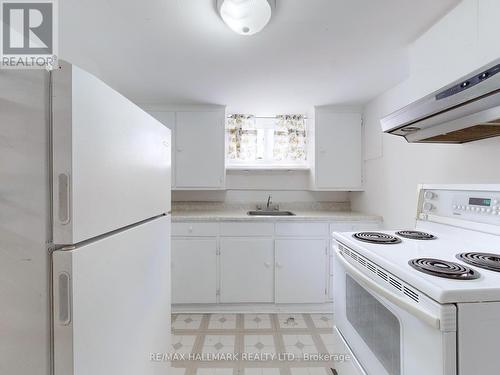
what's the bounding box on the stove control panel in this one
[418,186,500,227]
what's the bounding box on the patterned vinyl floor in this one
[170,313,341,375]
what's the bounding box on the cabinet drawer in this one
[220,222,274,237]
[275,222,328,237]
[172,222,218,236]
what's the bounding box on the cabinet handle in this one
[264,262,271,268]
[276,262,283,269]
[188,226,193,233]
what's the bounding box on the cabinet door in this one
[172,239,217,304]
[315,112,362,190]
[220,238,274,303]
[275,239,327,303]
[148,111,176,188]
[175,111,225,189]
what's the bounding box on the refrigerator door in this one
[0,69,51,375]
[52,215,171,375]
[52,61,171,245]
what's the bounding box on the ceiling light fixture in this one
[217,0,275,36]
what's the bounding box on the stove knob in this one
[481,208,486,213]
[423,202,434,212]
[424,191,435,200]
[452,204,458,210]
[493,199,498,205]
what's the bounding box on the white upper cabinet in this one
[148,111,176,187]
[312,109,363,190]
[175,111,225,189]
[148,108,226,190]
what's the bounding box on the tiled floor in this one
[171,313,338,375]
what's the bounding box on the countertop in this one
[171,202,381,222]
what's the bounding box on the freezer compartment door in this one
[52,215,171,375]
[52,61,171,244]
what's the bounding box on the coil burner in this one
[457,252,500,273]
[352,232,402,244]
[396,231,437,240]
[409,258,480,280]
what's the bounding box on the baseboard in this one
[172,302,334,314]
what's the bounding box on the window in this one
[225,114,307,168]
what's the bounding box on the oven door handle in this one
[336,249,441,330]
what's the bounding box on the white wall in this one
[351,0,500,228]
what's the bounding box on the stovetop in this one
[333,221,500,304]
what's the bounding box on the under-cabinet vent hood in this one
[381,58,500,143]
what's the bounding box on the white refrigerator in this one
[0,61,171,375]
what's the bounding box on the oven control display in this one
[469,197,492,207]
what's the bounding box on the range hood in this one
[381,58,500,143]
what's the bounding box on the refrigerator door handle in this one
[58,173,71,224]
[57,272,72,325]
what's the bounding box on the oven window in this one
[346,275,401,375]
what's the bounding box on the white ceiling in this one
[60,0,459,114]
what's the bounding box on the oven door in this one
[333,244,457,375]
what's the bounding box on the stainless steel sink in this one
[247,210,295,216]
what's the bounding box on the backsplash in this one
[172,200,350,212]
[172,189,350,203]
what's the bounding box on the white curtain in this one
[273,115,307,162]
[226,114,257,161]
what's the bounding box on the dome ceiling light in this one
[217,0,275,36]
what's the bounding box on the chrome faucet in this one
[266,195,272,209]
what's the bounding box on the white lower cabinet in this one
[275,239,328,303]
[171,239,217,304]
[219,238,274,303]
[171,220,380,306]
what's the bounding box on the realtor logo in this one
[1,0,57,68]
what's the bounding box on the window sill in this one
[226,165,310,172]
